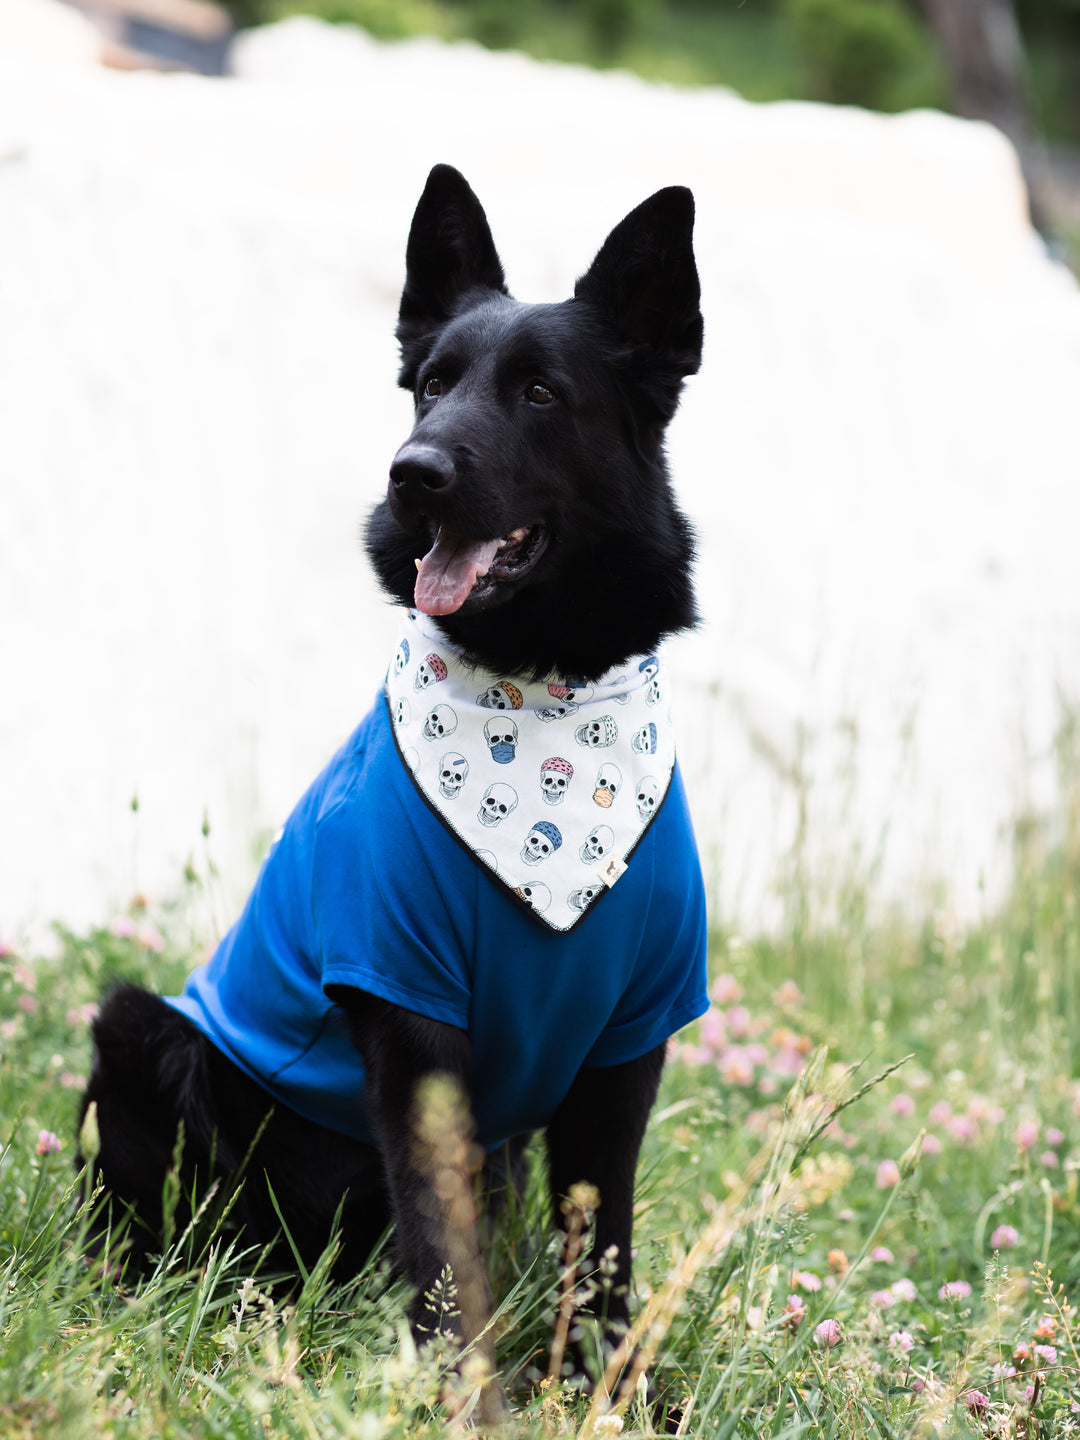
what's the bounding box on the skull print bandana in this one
[385,609,676,933]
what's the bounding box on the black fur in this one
[80,166,703,1408]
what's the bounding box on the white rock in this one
[1,14,1078,947]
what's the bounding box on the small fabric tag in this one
[597,856,628,888]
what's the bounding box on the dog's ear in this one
[574,187,703,391]
[397,165,509,389]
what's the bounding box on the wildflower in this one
[963,1390,990,1415]
[710,974,741,1004]
[1046,1126,1065,1146]
[794,1270,822,1292]
[827,1250,849,1276]
[910,1378,924,1392]
[889,1330,915,1352]
[947,1114,978,1142]
[1035,1344,1058,1365]
[36,1130,61,1156]
[814,1318,842,1349]
[744,1306,764,1330]
[110,916,137,939]
[593,1418,623,1436]
[871,1245,895,1263]
[991,1362,1017,1381]
[700,1009,725,1048]
[1013,1342,1031,1363]
[782,1294,806,1330]
[986,1105,1006,1124]
[1040,1150,1059,1167]
[870,1290,894,1309]
[773,980,803,1007]
[137,923,165,953]
[891,1278,917,1302]
[718,1046,754,1086]
[891,1094,915,1116]
[876,1159,901,1188]
[921,1132,943,1154]
[727,1005,751,1037]
[990,1224,1019,1249]
[60,1071,84,1089]
[929,1101,952,1125]
[18,994,37,1015]
[1014,1120,1039,1150]
[1033,1316,1056,1338]
[0,1019,17,1040]
[938,1280,972,1301]
[0,936,16,958]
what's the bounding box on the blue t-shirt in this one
[166,694,708,1149]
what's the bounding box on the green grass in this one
[4,757,1080,1435]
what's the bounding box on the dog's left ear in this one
[575,187,703,397]
[397,164,510,389]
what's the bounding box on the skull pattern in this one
[422,704,457,741]
[592,762,622,808]
[438,752,469,799]
[514,882,551,913]
[579,824,614,864]
[393,638,410,674]
[540,757,574,805]
[631,723,658,755]
[574,715,618,749]
[520,820,563,866]
[635,776,660,820]
[414,653,448,692]
[477,783,518,827]
[477,680,523,710]
[484,717,519,764]
[568,883,605,912]
[394,697,411,727]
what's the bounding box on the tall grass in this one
[3,734,1080,1436]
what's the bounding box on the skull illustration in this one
[484,717,519,764]
[631,722,658,755]
[414,653,448,692]
[574,715,618,749]
[638,656,660,682]
[514,882,551,913]
[477,783,518,827]
[540,757,574,806]
[476,849,498,872]
[635,776,660,820]
[422,704,457,741]
[568,883,604,912]
[549,680,594,707]
[610,675,631,705]
[534,702,576,722]
[579,824,614,864]
[520,820,563,866]
[393,638,410,674]
[645,675,663,707]
[394,697,411,727]
[592,762,622,808]
[438,752,469,799]
[477,680,523,710]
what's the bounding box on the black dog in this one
[81,165,707,1408]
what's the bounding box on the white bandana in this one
[384,609,676,933]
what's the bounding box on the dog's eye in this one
[526,383,555,406]
[423,377,442,399]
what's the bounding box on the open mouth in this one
[413,524,546,616]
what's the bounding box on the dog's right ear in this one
[396,165,509,389]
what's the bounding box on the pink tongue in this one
[414,529,501,616]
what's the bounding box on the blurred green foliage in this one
[227,0,1080,144]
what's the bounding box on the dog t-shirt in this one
[166,678,708,1150]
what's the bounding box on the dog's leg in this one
[328,986,507,1424]
[545,1041,666,1384]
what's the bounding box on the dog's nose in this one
[389,444,455,495]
